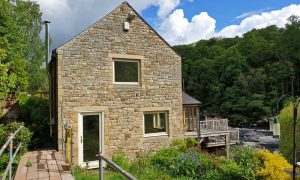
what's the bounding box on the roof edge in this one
[55,2,125,50]
[55,1,181,58]
[125,2,181,58]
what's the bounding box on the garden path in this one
[14,149,73,180]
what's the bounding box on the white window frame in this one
[143,112,168,137]
[113,59,140,85]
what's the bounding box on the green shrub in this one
[0,154,9,175]
[278,102,300,163]
[170,139,187,152]
[150,148,182,172]
[0,121,32,153]
[198,153,214,177]
[0,122,31,174]
[130,152,152,171]
[18,95,49,149]
[111,151,130,171]
[170,151,201,178]
[203,169,223,180]
[198,154,244,180]
[216,157,244,179]
[229,146,260,179]
[185,137,198,149]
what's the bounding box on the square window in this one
[113,59,140,84]
[144,112,168,136]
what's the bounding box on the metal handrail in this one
[96,153,136,180]
[0,126,23,180]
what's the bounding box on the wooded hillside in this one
[174,16,300,125]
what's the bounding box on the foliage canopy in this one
[174,16,300,125]
[0,0,46,94]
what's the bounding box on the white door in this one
[78,113,102,168]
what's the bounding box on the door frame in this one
[78,112,104,168]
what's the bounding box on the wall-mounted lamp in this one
[124,11,135,31]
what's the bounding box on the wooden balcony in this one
[199,119,229,137]
[184,118,240,147]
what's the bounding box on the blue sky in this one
[142,0,300,31]
[34,0,300,48]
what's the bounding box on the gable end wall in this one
[55,3,183,163]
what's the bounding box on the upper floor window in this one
[113,59,140,84]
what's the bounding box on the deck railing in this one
[229,128,239,142]
[199,119,229,133]
[97,153,136,180]
[0,126,23,180]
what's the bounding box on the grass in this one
[74,167,126,180]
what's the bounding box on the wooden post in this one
[225,134,229,159]
[183,107,186,131]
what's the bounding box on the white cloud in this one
[235,8,272,19]
[217,4,300,38]
[156,0,180,19]
[159,9,216,45]
[159,4,300,45]
[33,0,182,48]
[33,0,300,47]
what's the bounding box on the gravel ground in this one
[238,128,279,152]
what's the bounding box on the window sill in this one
[143,133,168,138]
[112,83,141,88]
[185,131,197,136]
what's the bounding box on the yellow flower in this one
[256,150,292,180]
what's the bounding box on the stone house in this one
[49,1,187,167]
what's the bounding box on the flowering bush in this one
[110,140,293,179]
[150,147,182,172]
[256,150,292,180]
[170,151,201,178]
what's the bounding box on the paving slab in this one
[14,149,74,180]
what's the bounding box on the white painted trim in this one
[113,59,140,85]
[78,113,83,165]
[78,112,104,168]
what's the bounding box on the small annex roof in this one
[182,92,202,105]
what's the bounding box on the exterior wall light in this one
[124,11,135,31]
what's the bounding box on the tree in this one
[174,18,300,125]
[0,0,46,94]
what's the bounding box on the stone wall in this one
[55,2,183,164]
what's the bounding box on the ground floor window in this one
[144,112,168,136]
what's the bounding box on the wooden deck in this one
[185,119,240,147]
[14,150,73,180]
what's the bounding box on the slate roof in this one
[182,92,202,105]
